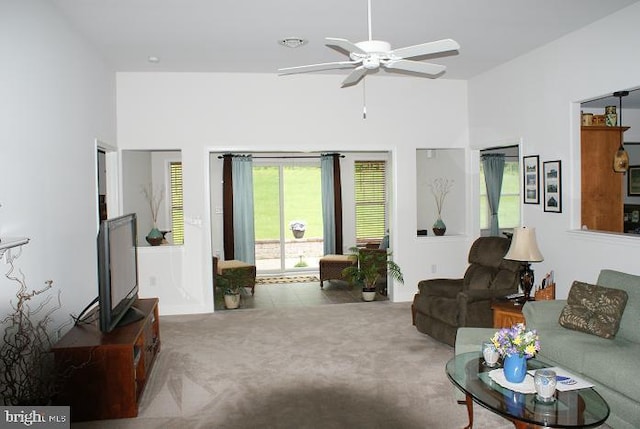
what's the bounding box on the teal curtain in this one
[232,156,255,263]
[482,153,505,236]
[321,154,336,255]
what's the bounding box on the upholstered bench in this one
[319,254,356,288]
[213,257,257,295]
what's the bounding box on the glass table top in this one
[446,352,610,428]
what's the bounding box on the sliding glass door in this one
[253,161,323,273]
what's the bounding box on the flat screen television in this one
[97,213,143,333]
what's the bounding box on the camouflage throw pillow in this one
[559,281,628,339]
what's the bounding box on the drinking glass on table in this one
[534,369,557,402]
[482,340,499,367]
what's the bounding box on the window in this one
[480,160,520,230]
[170,162,184,245]
[354,160,387,245]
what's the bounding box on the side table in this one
[491,299,525,328]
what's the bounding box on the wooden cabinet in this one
[581,126,628,233]
[52,298,160,421]
[491,300,525,329]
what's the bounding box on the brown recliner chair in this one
[411,236,521,346]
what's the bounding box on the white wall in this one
[0,1,116,333]
[117,73,470,312]
[469,2,640,298]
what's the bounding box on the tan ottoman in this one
[319,254,357,288]
[214,257,257,295]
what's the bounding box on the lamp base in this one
[520,262,535,301]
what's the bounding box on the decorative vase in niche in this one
[503,354,527,383]
[432,217,446,236]
[146,227,163,246]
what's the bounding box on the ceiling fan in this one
[278,0,460,87]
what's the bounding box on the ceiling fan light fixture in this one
[277,0,458,88]
[278,38,307,48]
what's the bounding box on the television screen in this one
[98,213,141,332]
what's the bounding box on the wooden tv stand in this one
[52,298,160,421]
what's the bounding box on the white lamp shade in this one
[504,227,544,262]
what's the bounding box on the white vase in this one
[224,293,241,309]
[362,289,376,302]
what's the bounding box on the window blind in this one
[354,160,387,244]
[170,162,184,245]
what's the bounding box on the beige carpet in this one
[69,302,600,429]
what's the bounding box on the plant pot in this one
[224,293,241,309]
[292,229,305,239]
[362,288,377,302]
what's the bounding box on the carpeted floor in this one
[70,302,610,429]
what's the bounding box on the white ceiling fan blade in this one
[341,66,368,87]
[384,60,446,76]
[325,37,368,55]
[278,60,359,75]
[390,38,460,59]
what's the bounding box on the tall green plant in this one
[341,247,403,290]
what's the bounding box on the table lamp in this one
[504,227,544,301]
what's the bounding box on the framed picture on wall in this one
[543,160,562,213]
[523,155,540,204]
[628,165,640,196]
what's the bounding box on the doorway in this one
[253,160,323,274]
[95,140,118,226]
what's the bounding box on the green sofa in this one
[455,269,640,429]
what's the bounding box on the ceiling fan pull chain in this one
[363,78,367,119]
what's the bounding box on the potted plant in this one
[216,269,252,309]
[142,184,164,246]
[341,247,404,301]
[429,177,453,236]
[289,220,306,239]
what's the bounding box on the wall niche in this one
[122,150,183,246]
[416,148,465,237]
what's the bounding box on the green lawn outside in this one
[253,166,323,240]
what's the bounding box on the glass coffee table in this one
[446,352,609,429]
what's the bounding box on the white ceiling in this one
[51,0,640,106]
[51,0,638,77]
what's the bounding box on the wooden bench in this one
[319,254,357,287]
